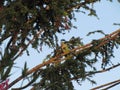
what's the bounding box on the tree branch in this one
[91,79,120,90]
[102,81,120,90]
[8,29,120,89]
[67,0,98,12]
[12,29,43,61]
[71,63,120,80]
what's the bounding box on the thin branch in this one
[102,81,120,90]
[91,63,120,74]
[0,34,11,43]
[67,0,98,12]
[30,63,120,90]
[12,29,43,61]
[71,63,120,80]
[91,79,120,90]
[8,29,120,88]
[11,78,37,90]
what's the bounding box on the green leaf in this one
[87,30,105,36]
[22,62,28,77]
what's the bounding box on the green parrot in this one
[61,42,70,54]
[61,42,73,60]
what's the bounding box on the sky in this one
[9,0,120,90]
[72,0,120,90]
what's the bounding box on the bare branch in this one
[91,79,120,90]
[102,81,120,90]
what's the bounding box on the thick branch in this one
[8,29,120,88]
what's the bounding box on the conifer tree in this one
[0,0,120,89]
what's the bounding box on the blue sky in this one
[72,0,120,90]
[9,0,120,90]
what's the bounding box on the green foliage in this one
[22,62,28,77]
[0,0,120,90]
[0,0,100,50]
[87,30,106,36]
[32,33,120,89]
